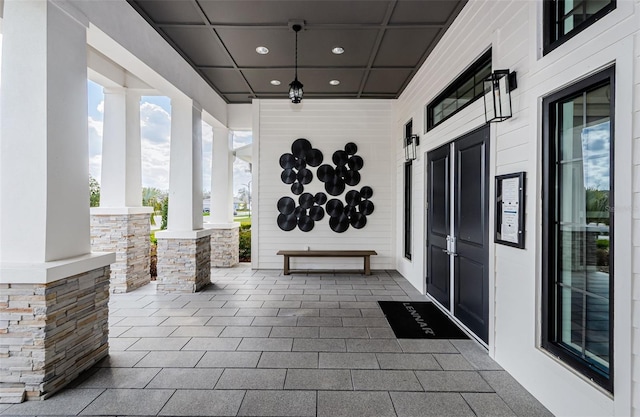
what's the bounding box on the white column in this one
[99,88,142,208]
[0,0,93,263]
[167,97,204,231]
[209,127,234,224]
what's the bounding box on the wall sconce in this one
[404,134,420,161]
[483,70,517,123]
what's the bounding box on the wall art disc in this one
[306,149,324,167]
[332,150,349,167]
[299,192,314,209]
[277,196,296,215]
[297,168,313,185]
[295,159,307,170]
[344,170,361,186]
[317,164,335,183]
[298,215,314,232]
[350,212,367,229]
[309,206,325,221]
[291,182,304,195]
[344,205,357,218]
[324,177,346,196]
[345,190,361,207]
[292,138,312,159]
[360,186,373,199]
[281,168,297,184]
[359,200,375,215]
[348,155,364,171]
[294,206,306,219]
[277,213,297,231]
[335,165,349,178]
[326,199,345,217]
[345,142,358,155]
[314,192,327,205]
[279,153,296,169]
[329,213,350,233]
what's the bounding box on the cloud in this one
[232,131,252,149]
[140,101,171,145]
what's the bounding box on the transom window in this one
[542,66,614,392]
[544,0,616,54]
[426,50,491,131]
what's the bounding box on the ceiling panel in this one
[128,0,468,103]
[162,27,234,67]
[373,28,441,67]
[199,1,390,25]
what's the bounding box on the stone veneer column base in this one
[90,208,152,293]
[207,223,240,267]
[156,230,214,292]
[0,261,112,403]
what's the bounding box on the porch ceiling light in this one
[404,134,420,161]
[288,22,304,104]
[483,70,517,123]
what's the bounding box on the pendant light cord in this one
[294,29,299,80]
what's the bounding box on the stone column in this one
[90,88,152,293]
[207,126,240,267]
[0,1,114,402]
[156,98,213,292]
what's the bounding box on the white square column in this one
[156,98,213,292]
[90,88,152,293]
[207,126,239,267]
[0,0,114,402]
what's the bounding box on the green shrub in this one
[239,228,251,262]
[596,238,609,250]
[161,196,169,230]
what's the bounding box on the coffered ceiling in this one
[128,0,468,103]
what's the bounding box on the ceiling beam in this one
[155,22,447,30]
[196,65,416,70]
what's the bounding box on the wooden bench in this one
[276,250,378,275]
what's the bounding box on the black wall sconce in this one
[404,134,420,161]
[483,70,517,123]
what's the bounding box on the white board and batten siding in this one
[394,0,639,416]
[253,100,395,271]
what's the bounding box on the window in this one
[542,67,614,392]
[544,0,616,54]
[404,120,413,260]
[426,50,491,131]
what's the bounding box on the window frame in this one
[543,0,616,55]
[425,49,491,132]
[541,66,615,393]
[404,120,413,260]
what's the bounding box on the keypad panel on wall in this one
[277,139,374,233]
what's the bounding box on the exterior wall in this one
[394,0,639,415]
[90,213,151,293]
[156,236,211,292]
[0,267,110,402]
[253,99,395,270]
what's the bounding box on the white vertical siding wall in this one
[394,0,639,416]
[253,99,395,270]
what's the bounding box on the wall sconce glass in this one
[483,70,517,123]
[404,134,420,161]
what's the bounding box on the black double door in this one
[426,126,489,343]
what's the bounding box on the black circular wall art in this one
[277,139,374,233]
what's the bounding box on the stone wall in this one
[0,266,110,402]
[156,236,211,292]
[90,213,150,293]
[210,227,239,267]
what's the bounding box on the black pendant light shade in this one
[289,23,303,104]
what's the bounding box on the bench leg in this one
[283,255,290,275]
[364,256,371,275]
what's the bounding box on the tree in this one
[89,176,100,207]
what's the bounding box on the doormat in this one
[378,301,469,339]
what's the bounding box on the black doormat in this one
[378,301,469,339]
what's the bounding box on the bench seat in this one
[276,250,378,275]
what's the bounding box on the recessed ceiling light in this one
[270,80,281,86]
[256,46,269,55]
[332,46,345,55]
[329,80,340,86]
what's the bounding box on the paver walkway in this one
[1,265,554,416]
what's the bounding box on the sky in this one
[87,80,252,196]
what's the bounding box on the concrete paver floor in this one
[1,265,554,417]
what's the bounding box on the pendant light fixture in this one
[289,22,304,104]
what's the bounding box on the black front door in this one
[426,126,490,343]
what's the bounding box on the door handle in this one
[442,248,458,257]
